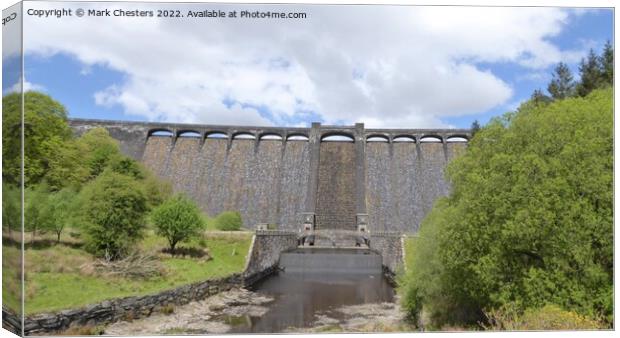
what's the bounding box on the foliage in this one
[601,41,613,84]
[43,139,90,190]
[42,188,79,243]
[547,62,575,99]
[2,92,74,187]
[109,155,145,180]
[530,89,552,106]
[537,43,612,101]
[151,194,205,252]
[470,120,481,137]
[577,49,605,97]
[24,183,53,242]
[75,127,123,179]
[483,304,604,331]
[215,211,243,231]
[2,184,21,232]
[79,171,148,260]
[401,89,613,328]
[142,173,173,209]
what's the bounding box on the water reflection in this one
[229,271,394,333]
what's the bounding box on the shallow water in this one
[229,270,395,333]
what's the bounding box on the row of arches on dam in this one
[68,119,470,233]
[146,128,469,144]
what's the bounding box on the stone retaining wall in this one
[244,230,298,277]
[24,274,245,335]
[369,232,404,274]
[2,307,21,335]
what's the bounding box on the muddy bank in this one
[104,288,273,335]
[289,295,416,333]
[104,287,416,335]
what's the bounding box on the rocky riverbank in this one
[104,288,416,334]
[104,288,273,335]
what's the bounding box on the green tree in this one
[530,89,552,106]
[601,40,613,86]
[402,89,613,327]
[2,92,73,187]
[24,183,52,243]
[75,127,123,179]
[2,184,21,235]
[79,171,148,260]
[215,211,243,231]
[151,194,205,252]
[43,188,78,243]
[547,62,575,99]
[143,173,173,209]
[576,49,604,97]
[470,120,481,137]
[109,156,145,180]
[44,139,90,190]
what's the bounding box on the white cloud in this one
[3,78,46,95]
[22,4,585,127]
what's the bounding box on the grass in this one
[2,242,22,314]
[22,228,252,315]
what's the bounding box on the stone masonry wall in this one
[23,274,244,335]
[315,142,357,230]
[244,230,299,278]
[369,232,404,275]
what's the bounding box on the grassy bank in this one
[20,229,252,315]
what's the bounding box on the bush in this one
[151,194,204,252]
[215,211,243,231]
[79,171,148,260]
[402,89,613,327]
[484,304,604,330]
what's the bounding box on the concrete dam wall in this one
[69,119,469,233]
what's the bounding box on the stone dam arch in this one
[69,119,470,234]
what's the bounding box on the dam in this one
[68,119,470,235]
[62,118,471,333]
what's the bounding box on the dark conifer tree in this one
[470,120,481,137]
[547,62,575,99]
[577,49,604,97]
[601,40,613,86]
[531,88,552,105]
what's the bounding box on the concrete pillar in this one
[226,129,234,153]
[441,134,448,161]
[355,123,367,215]
[304,122,321,224]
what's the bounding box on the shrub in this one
[79,171,148,260]
[215,211,243,231]
[483,304,604,331]
[151,194,204,252]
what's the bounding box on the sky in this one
[2,2,614,129]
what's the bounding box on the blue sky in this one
[6,4,614,129]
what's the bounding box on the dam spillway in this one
[69,119,469,233]
[279,248,383,274]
